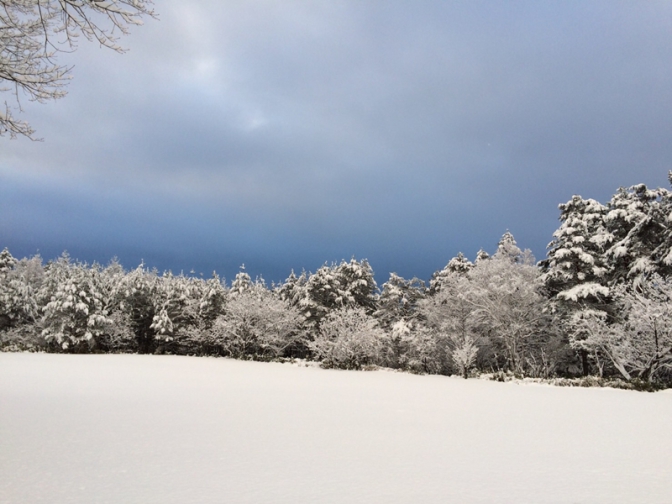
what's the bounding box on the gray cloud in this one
[2,0,671,282]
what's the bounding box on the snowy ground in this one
[1,353,671,504]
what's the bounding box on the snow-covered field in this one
[1,353,671,504]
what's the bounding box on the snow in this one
[558,282,610,301]
[1,353,671,504]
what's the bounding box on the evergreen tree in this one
[374,273,426,328]
[0,252,43,332]
[335,258,378,312]
[150,272,200,344]
[115,263,160,353]
[301,258,378,330]
[495,231,524,263]
[276,270,308,307]
[604,183,671,285]
[40,255,115,351]
[475,249,490,264]
[541,195,610,302]
[197,273,227,327]
[430,252,472,294]
[0,248,17,274]
[230,265,253,296]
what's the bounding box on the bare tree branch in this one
[0,0,156,139]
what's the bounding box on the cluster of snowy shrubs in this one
[2,176,672,386]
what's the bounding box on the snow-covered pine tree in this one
[539,196,615,376]
[300,264,340,328]
[275,270,308,307]
[494,231,525,263]
[604,183,671,285]
[0,251,43,335]
[475,249,490,264]
[374,273,426,329]
[301,259,378,330]
[541,195,610,302]
[114,263,160,353]
[334,258,378,311]
[197,273,227,327]
[150,272,200,346]
[448,252,474,273]
[429,252,473,294]
[40,255,115,351]
[230,265,253,296]
[0,248,17,274]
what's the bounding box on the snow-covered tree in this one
[420,234,549,376]
[447,252,473,274]
[604,183,672,285]
[450,333,479,379]
[419,269,477,375]
[230,266,253,296]
[540,196,615,375]
[570,276,672,382]
[149,272,200,344]
[468,242,549,375]
[618,278,672,381]
[114,263,160,353]
[310,307,385,370]
[197,273,227,327]
[541,196,610,299]
[0,251,43,331]
[379,318,412,369]
[397,324,447,374]
[429,252,472,294]
[1,0,155,138]
[377,318,450,373]
[374,273,426,329]
[0,248,17,273]
[39,255,115,350]
[300,264,341,327]
[300,259,378,329]
[541,180,672,375]
[475,249,490,264]
[421,271,473,332]
[336,258,378,311]
[495,231,524,263]
[208,282,305,360]
[544,180,672,300]
[274,269,308,311]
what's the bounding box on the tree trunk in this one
[580,349,590,376]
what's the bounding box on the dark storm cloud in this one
[2,0,671,282]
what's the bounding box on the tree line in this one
[2,175,672,388]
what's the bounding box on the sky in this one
[1,0,671,285]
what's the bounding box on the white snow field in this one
[1,353,671,504]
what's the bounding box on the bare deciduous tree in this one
[1,0,156,139]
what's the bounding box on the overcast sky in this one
[2,0,671,284]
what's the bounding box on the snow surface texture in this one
[1,354,671,504]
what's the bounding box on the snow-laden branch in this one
[0,0,155,139]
